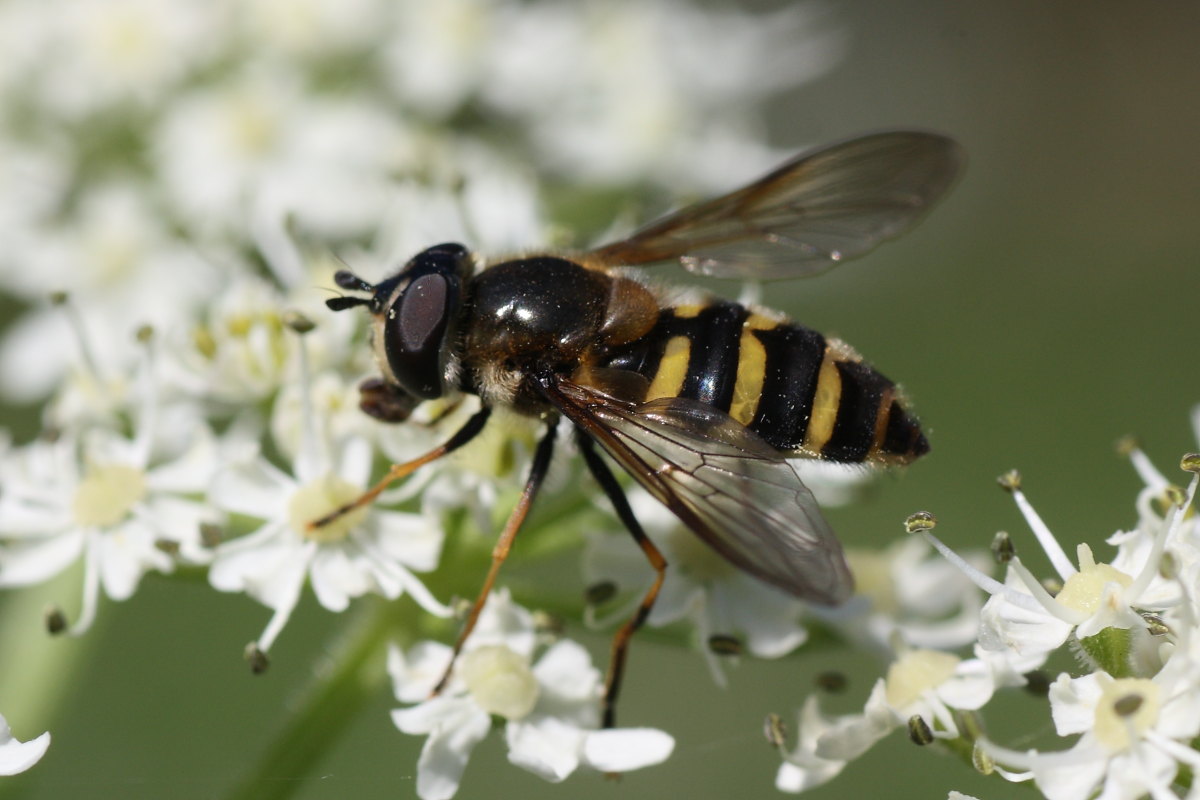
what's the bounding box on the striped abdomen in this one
[600,300,928,464]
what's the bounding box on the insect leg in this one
[576,431,667,729]
[308,405,492,530]
[431,418,559,696]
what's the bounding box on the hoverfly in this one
[322,131,963,725]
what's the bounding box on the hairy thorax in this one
[461,257,659,414]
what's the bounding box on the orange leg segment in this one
[431,419,559,696]
[308,406,492,531]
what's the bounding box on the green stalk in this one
[222,596,419,800]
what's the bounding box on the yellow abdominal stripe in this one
[727,313,774,424]
[644,304,702,401]
[804,353,842,452]
[645,335,691,400]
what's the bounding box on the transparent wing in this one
[542,376,852,605]
[590,131,964,280]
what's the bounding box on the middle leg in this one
[576,430,668,729]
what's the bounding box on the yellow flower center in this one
[226,92,280,157]
[1055,544,1132,615]
[1093,677,1160,752]
[460,645,539,720]
[72,464,147,528]
[288,476,368,543]
[885,649,961,710]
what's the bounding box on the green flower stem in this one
[0,568,93,736]
[222,595,424,800]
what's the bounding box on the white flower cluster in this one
[0,0,839,788]
[775,408,1200,800]
[389,589,673,800]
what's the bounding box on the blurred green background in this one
[3,1,1200,798]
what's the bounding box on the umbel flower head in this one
[389,589,674,800]
[775,409,1200,800]
[0,334,220,635]
[206,322,450,662]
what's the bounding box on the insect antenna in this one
[333,269,375,292]
[325,269,378,312]
[325,295,371,312]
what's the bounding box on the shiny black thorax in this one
[460,256,613,412]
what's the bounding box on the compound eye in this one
[383,272,453,399]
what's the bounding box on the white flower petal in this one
[309,546,368,611]
[0,715,50,776]
[209,525,312,610]
[0,529,84,587]
[98,520,173,600]
[978,582,1071,660]
[410,703,492,800]
[209,456,294,519]
[721,576,808,658]
[1047,673,1100,737]
[0,494,74,538]
[814,680,895,761]
[135,495,216,563]
[467,589,535,656]
[775,697,847,793]
[1030,747,1108,800]
[581,727,674,772]
[144,428,218,493]
[370,511,444,572]
[645,573,698,627]
[391,695,492,800]
[506,716,584,782]
[392,695,477,737]
[79,429,141,468]
[335,436,373,489]
[935,659,995,711]
[776,756,845,794]
[530,640,599,701]
[388,641,453,702]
